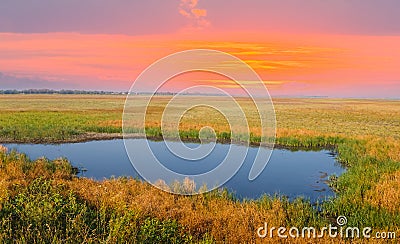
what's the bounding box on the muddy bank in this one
[0,132,336,152]
[0,133,237,145]
[0,133,130,144]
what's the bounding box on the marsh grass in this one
[0,149,331,243]
[0,145,398,243]
[0,94,399,242]
[0,150,193,243]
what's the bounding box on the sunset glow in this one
[1,0,399,98]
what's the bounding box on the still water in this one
[4,139,344,202]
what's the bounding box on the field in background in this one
[0,94,399,143]
[0,94,399,242]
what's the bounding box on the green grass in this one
[0,111,121,142]
[0,178,190,243]
[1,95,399,144]
[0,152,198,243]
[0,94,399,242]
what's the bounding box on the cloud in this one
[191,9,207,17]
[179,0,210,29]
[0,72,75,90]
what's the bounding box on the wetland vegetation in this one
[0,94,399,242]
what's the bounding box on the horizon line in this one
[0,89,399,100]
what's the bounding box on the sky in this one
[0,0,399,98]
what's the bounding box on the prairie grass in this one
[1,95,399,143]
[1,148,397,243]
[0,149,330,243]
[366,170,400,213]
[0,94,399,242]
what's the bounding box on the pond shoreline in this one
[2,138,343,202]
[0,132,337,151]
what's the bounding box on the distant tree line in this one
[0,89,226,96]
[0,89,127,95]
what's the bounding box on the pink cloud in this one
[179,0,210,29]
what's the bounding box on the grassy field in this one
[0,94,399,242]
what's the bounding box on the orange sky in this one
[1,31,399,97]
[1,1,400,97]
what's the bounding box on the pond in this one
[3,139,344,202]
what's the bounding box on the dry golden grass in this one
[59,176,400,243]
[62,177,284,242]
[136,96,400,140]
[366,170,400,213]
[1,144,399,242]
[60,177,361,243]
